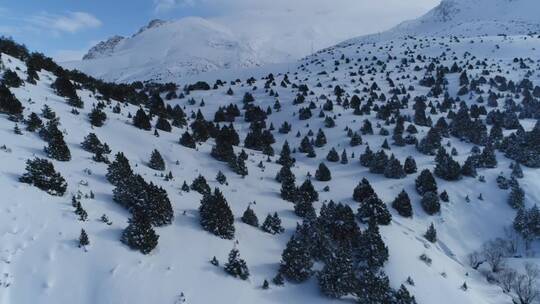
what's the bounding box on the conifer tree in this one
[353,178,375,203]
[133,108,151,130]
[224,248,250,280]
[318,247,355,298]
[44,127,71,161]
[326,148,340,162]
[121,211,159,255]
[392,190,413,218]
[0,84,24,115]
[106,152,133,186]
[395,284,418,304]
[424,223,437,243]
[191,174,211,195]
[279,236,313,283]
[79,229,89,248]
[241,206,259,227]
[421,192,441,215]
[199,188,235,239]
[415,169,437,195]
[148,149,165,171]
[179,131,196,149]
[20,158,67,196]
[89,107,107,127]
[261,213,284,235]
[357,219,389,269]
[279,165,297,202]
[357,195,392,225]
[216,171,227,185]
[297,179,318,203]
[404,156,417,174]
[315,162,332,181]
[508,181,525,209]
[25,112,42,132]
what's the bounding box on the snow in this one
[2,2,540,303]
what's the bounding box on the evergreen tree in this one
[20,158,67,196]
[121,211,159,254]
[421,192,441,215]
[357,219,389,269]
[318,247,355,298]
[415,169,437,195]
[277,141,295,167]
[357,195,392,225]
[2,69,23,88]
[191,174,211,195]
[315,163,332,181]
[279,165,297,202]
[216,171,227,185]
[261,213,284,235]
[360,145,374,167]
[279,236,313,282]
[297,179,319,203]
[404,156,417,174]
[0,84,23,115]
[424,223,437,243]
[326,148,340,162]
[294,198,316,219]
[199,188,235,239]
[392,190,413,218]
[353,178,375,203]
[241,206,259,227]
[384,155,406,179]
[508,181,525,209]
[350,132,363,146]
[354,270,394,303]
[25,112,42,132]
[148,149,165,171]
[89,107,107,127]
[52,74,82,108]
[224,248,250,280]
[340,149,349,164]
[79,229,89,248]
[155,116,172,132]
[395,284,418,304]
[133,108,152,130]
[106,152,133,186]
[179,131,196,149]
[44,124,71,161]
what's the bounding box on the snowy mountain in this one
[347,0,540,43]
[2,1,540,303]
[64,18,265,83]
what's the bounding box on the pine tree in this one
[403,156,417,174]
[133,108,151,130]
[357,195,392,225]
[121,211,159,255]
[326,148,340,162]
[79,229,89,248]
[216,171,227,185]
[199,188,235,239]
[318,247,355,298]
[354,270,394,303]
[395,284,418,304]
[279,236,313,283]
[384,155,405,179]
[511,162,524,179]
[2,69,23,88]
[415,169,437,195]
[424,223,437,243]
[353,178,375,203]
[340,149,349,164]
[421,192,441,215]
[191,175,211,195]
[277,141,295,167]
[261,213,284,235]
[315,163,332,181]
[357,219,389,269]
[297,179,318,203]
[0,84,23,115]
[89,107,107,127]
[25,112,42,132]
[44,127,71,161]
[52,73,82,108]
[392,190,413,218]
[106,152,133,186]
[148,149,165,171]
[179,131,196,148]
[279,165,297,202]
[294,198,316,219]
[19,158,67,196]
[224,248,250,280]
[508,181,525,209]
[350,132,363,146]
[241,206,259,227]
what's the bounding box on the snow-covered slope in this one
[64,18,264,83]
[2,29,540,303]
[342,0,540,45]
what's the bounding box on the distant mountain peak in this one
[133,19,168,37]
[82,35,125,60]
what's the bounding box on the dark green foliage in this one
[357,195,392,225]
[415,169,437,195]
[384,155,405,179]
[277,141,295,167]
[297,179,318,203]
[424,223,437,243]
[52,73,82,108]
[315,163,331,181]
[241,206,259,227]
[279,236,313,283]
[89,107,107,127]
[191,175,211,195]
[356,219,389,269]
[353,178,375,203]
[25,112,42,131]
[318,247,356,298]
[179,131,196,148]
[121,211,159,255]
[148,149,165,171]
[326,147,340,162]
[106,152,133,187]
[421,192,441,215]
[392,190,413,218]
[0,84,23,115]
[279,165,297,202]
[133,108,151,130]
[20,158,67,196]
[216,171,227,185]
[508,181,525,209]
[2,69,23,88]
[404,156,417,174]
[261,213,284,235]
[79,229,89,247]
[199,188,235,239]
[395,284,418,304]
[81,133,111,157]
[44,127,71,161]
[224,248,250,280]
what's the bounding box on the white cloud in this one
[153,0,439,59]
[30,11,102,34]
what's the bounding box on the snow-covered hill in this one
[2,27,540,304]
[344,0,540,45]
[63,18,265,83]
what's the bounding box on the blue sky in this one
[0,0,438,61]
